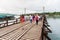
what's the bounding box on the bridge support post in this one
[41,15,52,40]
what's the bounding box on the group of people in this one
[29,14,40,25]
[20,14,41,25]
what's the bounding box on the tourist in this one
[35,14,39,25]
[32,15,35,21]
[39,15,42,20]
[20,15,25,23]
[29,15,32,23]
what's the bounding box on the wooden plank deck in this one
[0,21,29,37]
[0,20,43,40]
[20,20,43,40]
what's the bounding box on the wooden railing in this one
[41,15,52,40]
[0,18,20,28]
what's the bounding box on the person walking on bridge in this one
[35,14,39,25]
[29,15,33,23]
[32,15,35,21]
[20,15,25,23]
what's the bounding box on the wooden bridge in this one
[0,16,52,40]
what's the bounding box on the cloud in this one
[0,0,60,14]
[45,0,60,12]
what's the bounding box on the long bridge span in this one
[0,16,52,40]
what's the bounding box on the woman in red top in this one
[35,14,39,25]
[20,15,25,23]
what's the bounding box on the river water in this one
[47,18,60,40]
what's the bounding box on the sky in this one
[0,0,60,14]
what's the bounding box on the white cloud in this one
[45,0,60,12]
[0,0,60,14]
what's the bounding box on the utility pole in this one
[24,8,26,15]
[43,6,45,13]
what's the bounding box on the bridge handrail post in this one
[41,15,51,40]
